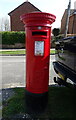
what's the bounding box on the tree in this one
[52,28,60,37]
[0,17,10,31]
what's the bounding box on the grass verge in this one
[2,88,25,118]
[2,86,76,119]
[0,50,26,55]
[0,49,55,55]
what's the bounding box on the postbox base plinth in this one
[25,90,48,114]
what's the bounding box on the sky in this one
[0,0,76,28]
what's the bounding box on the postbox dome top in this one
[20,12,56,27]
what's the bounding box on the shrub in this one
[52,34,64,43]
[0,32,2,44]
[52,28,60,37]
[51,34,64,48]
[1,31,25,45]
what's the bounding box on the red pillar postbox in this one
[20,12,56,94]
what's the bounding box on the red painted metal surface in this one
[20,12,56,94]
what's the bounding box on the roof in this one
[71,9,76,15]
[8,1,41,15]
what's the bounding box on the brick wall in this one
[61,10,67,34]
[9,2,41,31]
[60,9,75,34]
[68,13,76,34]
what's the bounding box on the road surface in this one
[0,55,57,88]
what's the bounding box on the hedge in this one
[0,31,64,48]
[0,31,25,45]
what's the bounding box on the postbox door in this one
[26,27,51,93]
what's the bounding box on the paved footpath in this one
[0,48,55,51]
